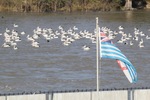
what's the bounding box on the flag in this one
[99,31,138,83]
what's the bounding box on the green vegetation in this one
[0,0,122,12]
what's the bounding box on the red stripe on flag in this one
[117,60,128,70]
[100,32,107,37]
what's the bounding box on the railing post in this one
[128,89,134,100]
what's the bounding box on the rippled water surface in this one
[0,10,150,93]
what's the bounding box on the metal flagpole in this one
[96,17,100,99]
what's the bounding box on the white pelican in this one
[10,41,17,46]
[14,37,21,42]
[13,24,18,27]
[82,45,90,51]
[58,26,63,30]
[138,42,144,48]
[73,26,78,30]
[55,31,60,35]
[146,35,150,39]
[138,39,144,48]
[37,26,42,32]
[128,33,132,38]
[140,31,145,36]
[129,41,133,46]
[13,45,18,50]
[32,41,40,47]
[118,26,124,30]
[27,35,35,42]
[21,31,26,35]
[63,41,70,46]
[33,33,39,39]
[140,39,143,44]
[5,28,10,33]
[74,34,81,39]
[114,31,118,35]
[2,43,10,47]
[133,36,138,41]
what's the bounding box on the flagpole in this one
[96,17,100,99]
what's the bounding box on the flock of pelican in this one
[101,26,150,48]
[0,24,149,51]
[0,24,96,51]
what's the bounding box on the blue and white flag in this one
[100,32,138,83]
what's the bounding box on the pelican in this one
[2,43,10,47]
[21,31,26,35]
[146,35,150,39]
[118,31,124,34]
[138,42,144,48]
[37,26,42,32]
[32,41,40,47]
[140,39,143,44]
[14,37,21,42]
[13,45,18,50]
[133,36,138,41]
[27,35,35,42]
[138,39,144,48]
[63,41,70,46]
[32,33,39,39]
[140,31,145,36]
[114,31,118,35]
[42,28,48,33]
[73,34,81,39]
[128,33,132,38]
[10,41,17,46]
[55,31,60,35]
[129,41,133,46]
[73,26,78,30]
[117,40,122,43]
[12,29,18,36]
[58,26,63,30]
[5,28,10,33]
[82,45,90,51]
[134,27,139,31]
[13,24,18,28]
[118,26,124,30]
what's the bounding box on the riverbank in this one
[0,0,149,13]
[0,1,124,13]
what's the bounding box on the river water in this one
[0,10,150,94]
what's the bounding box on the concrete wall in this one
[92,91,127,100]
[52,92,91,100]
[7,94,46,100]
[1,89,150,100]
[0,96,6,100]
[134,89,150,100]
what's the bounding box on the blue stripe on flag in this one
[100,42,138,83]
